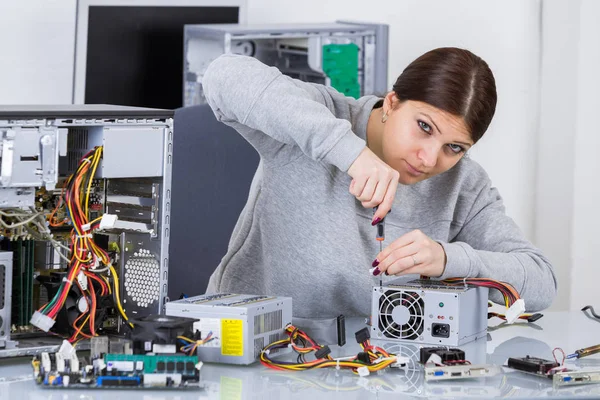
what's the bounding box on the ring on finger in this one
[411,255,418,267]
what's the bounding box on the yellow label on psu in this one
[221,319,243,356]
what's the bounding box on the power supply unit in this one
[371,279,488,346]
[165,294,292,365]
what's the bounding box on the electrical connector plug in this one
[355,327,370,344]
[336,315,346,347]
[99,214,118,230]
[357,366,370,377]
[315,346,331,359]
[505,299,526,324]
[527,313,544,323]
[390,356,410,368]
[30,311,55,332]
[357,352,371,365]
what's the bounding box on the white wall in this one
[0,0,76,104]
[535,0,600,311]
[535,0,580,311]
[570,0,600,310]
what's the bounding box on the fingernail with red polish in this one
[372,267,381,276]
[371,217,381,226]
[372,259,380,267]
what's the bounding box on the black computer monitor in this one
[73,0,247,108]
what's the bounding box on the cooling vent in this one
[382,342,423,394]
[254,310,283,335]
[378,290,425,340]
[254,337,264,359]
[124,249,160,308]
[66,128,89,173]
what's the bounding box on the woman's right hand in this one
[347,147,400,224]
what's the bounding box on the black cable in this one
[581,305,600,320]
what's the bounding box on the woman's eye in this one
[448,144,465,154]
[418,120,431,133]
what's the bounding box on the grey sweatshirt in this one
[202,54,557,318]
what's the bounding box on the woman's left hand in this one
[372,229,447,277]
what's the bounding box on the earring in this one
[381,110,388,123]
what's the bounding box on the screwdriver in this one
[566,344,600,359]
[373,206,385,286]
[373,206,385,249]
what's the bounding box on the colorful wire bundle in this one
[441,278,519,308]
[177,332,216,355]
[440,278,543,322]
[260,325,399,374]
[39,146,132,342]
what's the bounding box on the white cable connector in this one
[505,299,526,324]
[99,214,118,230]
[426,353,443,365]
[357,366,370,377]
[30,311,55,332]
[77,270,88,290]
[58,340,76,358]
[391,356,411,368]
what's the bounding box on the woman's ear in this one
[383,91,398,114]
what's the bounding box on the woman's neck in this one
[366,108,385,159]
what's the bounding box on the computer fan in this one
[129,314,197,354]
[371,280,488,346]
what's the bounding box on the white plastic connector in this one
[77,271,88,290]
[357,366,370,377]
[58,340,76,358]
[391,356,411,368]
[30,311,55,332]
[426,353,443,365]
[99,214,118,230]
[505,299,526,324]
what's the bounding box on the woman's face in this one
[382,94,473,185]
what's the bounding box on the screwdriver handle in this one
[373,207,385,241]
[576,344,600,358]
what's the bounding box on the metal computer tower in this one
[183,21,388,106]
[0,105,174,357]
[371,280,489,346]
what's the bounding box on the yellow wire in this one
[109,265,134,328]
[100,276,112,294]
[84,148,102,218]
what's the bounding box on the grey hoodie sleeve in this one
[201,54,367,172]
[438,180,557,311]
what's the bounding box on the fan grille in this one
[378,290,425,340]
[124,249,160,308]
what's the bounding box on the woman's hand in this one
[347,147,399,224]
[372,229,447,277]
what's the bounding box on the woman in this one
[201,47,557,318]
